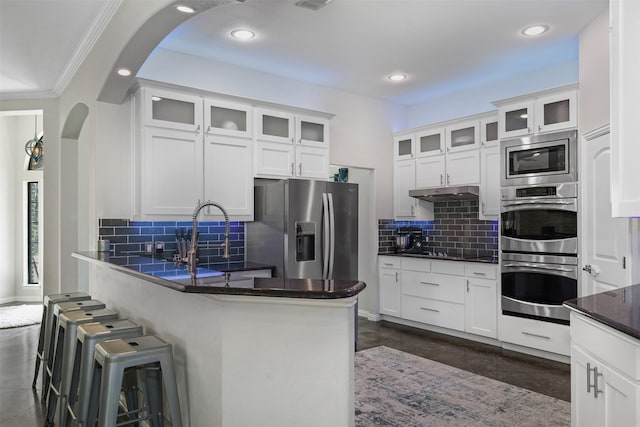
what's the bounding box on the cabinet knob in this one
[195,125,201,135]
[206,125,211,133]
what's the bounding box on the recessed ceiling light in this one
[116,68,131,77]
[176,5,196,14]
[387,73,407,82]
[231,29,256,40]
[522,25,549,37]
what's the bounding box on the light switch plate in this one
[145,242,154,254]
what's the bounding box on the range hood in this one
[409,185,480,202]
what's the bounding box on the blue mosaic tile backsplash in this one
[378,200,498,258]
[98,219,245,273]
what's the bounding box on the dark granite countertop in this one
[73,252,365,299]
[564,284,640,341]
[378,252,499,264]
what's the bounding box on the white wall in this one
[137,48,406,219]
[0,116,17,302]
[579,10,610,134]
[406,60,579,129]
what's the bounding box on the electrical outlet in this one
[155,241,165,253]
[144,242,154,254]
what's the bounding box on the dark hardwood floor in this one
[0,314,570,426]
[356,317,571,402]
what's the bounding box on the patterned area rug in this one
[0,304,42,329]
[355,346,570,427]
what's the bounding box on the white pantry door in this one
[581,126,632,295]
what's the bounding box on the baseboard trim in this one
[0,296,42,305]
[358,309,381,322]
[502,342,571,364]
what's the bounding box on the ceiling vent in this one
[295,0,332,11]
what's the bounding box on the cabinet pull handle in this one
[472,272,486,276]
[593,366,603,398]
[195,124,201,135]
[420,281,439,286]
[538,124,542,131]
[383,263,394,267]
[411,205,415,216]
[395,272,399,282]
[290,162,294,176]
[521,331,551,340]
[587,363,594,394]
[466,279,470,293]
[527,127,531,133]
[298,163,302,175]
[420,307,439,313]
[440,174,444,185]
[481,202,486,214]
[446,174,450,185]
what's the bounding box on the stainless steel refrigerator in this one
[247,178,358,280]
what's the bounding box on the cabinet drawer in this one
[571,312,640,380]
[402,295,464,331]
[431,259,465,276]
[499,315,570,356]
[465,262,497,280]
[401,257,431,272]
[379,256,401,269]
[402,271,465,303]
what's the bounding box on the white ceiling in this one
[0,0,607,105]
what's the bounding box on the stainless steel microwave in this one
[501,130,577,186]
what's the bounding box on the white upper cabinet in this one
[203,135,253,221]
[498,100,534,139]
[480,146,500,219]
[143,87,203,133]
[416,128,445,157]
[255,109,331,179]
[296,115,329,148]
[393,134,415,160]
[495,85,578,140]
[610,0,640,217]
[256,109,295,144]
[446,120,480,153]
[445,150,480,186]
[416,155,446,188]
[535,90,578,134]
[204,99,252,139]
[480,115,499,147]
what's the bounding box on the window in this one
[27,182,39,284]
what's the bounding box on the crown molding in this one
[52,0,123,96]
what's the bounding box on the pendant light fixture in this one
[24,115,44,166]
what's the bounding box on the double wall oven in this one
[500,130,578,325]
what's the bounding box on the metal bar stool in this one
[87,335,183,427]
[43,299,106,402]
[44,308,119,427]
[33,292,91,392]
[64,319,143,427]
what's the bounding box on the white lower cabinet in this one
[570,312,640,426]
[378,256,402,317]
[499,314,570,356]
[378,256,497,339]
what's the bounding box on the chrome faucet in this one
[186,200,230,279]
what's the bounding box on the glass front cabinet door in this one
[143,87,203,133]
[257,109,295,144]
[480,115,499,147]
[204,99,252,138]
[394,134,415,160]
[498,100,534,140]
[446,120,480,152]
[535,90,577,134]
[416,128,445,157]
[296,115,329,148]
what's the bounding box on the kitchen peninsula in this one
[74,252,365,427]
[564,285,640,426]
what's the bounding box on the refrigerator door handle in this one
[328,192,336,279]
[322,192,330,279]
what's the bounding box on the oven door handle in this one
[502,200,574,207]
[502,262,575,273]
